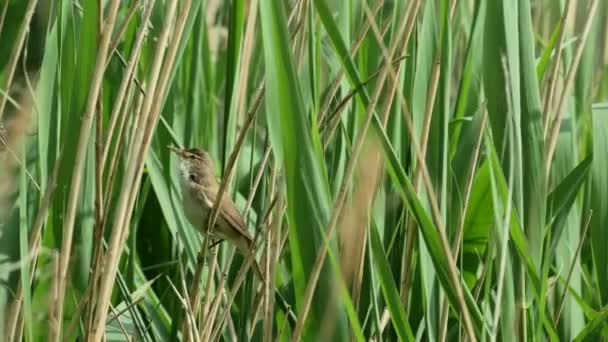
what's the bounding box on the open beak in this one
[167,145,184,156]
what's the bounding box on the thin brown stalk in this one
[554,209,592,325]
[209,200,278,341]
[205,198,281,340]
[84,3,149,333]
[450,0,459,19]
[49,1,122,340]
[545,0,598,175]
[89,0,178,340]
[542,0,574,135]
[244,143,272,214]
[0,0,38,122]
[200,247,218,318]
[234,0,260,140]
[394,0,426,309]
[317,0,385,127]
[104,0,141,69]
[276,310,290,342]
[100,1,152,170]
[264,169,281,342]
[92,94,105,333]
[0,0,9,41]
[179,259,201,342]
[86,13,149,341]
[183,246,208,342]
[321,55,408,148]
[438,109,487,342]
[400,56,440,316]
[200,251,235,340]
[102,87,140,217]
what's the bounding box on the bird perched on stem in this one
[168,146,265,280]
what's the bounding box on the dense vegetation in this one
[1,0,607,340]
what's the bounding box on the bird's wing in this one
[204,187,253,241]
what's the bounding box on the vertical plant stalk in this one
[264,167,281,342]
[0,0,10,41]
[351,6,414,317]
[366,2,478,339]
[48,1,121,341]
[291,3,415,339]
[491,56,516,342]
[209,196,280,341]
[545,0,598,174]
[394,0,425,305]
[541,0,574,135]
[400,59,441,306]
[553,209,592,325]
[438,109,487,342]
[104,0,142,70]
[89,0,180,340]
[85,3,154,333]
[100,2,151,170]
[0,0,39,121]
[200,251,236,340]
[317,0,385,127]
[5,149,62,342]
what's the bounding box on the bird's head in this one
[168,146,215,185]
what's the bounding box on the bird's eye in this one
[189,174,197,182]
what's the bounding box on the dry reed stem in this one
[313,0,384,129]
[85,4,154,333]
[49,1,123,339]
[104,0,142,71]
[100,1,152,170]
[209,198,279,341]
[0,0,9,41]
[400,58,441,304]
[0,0,39,122]
[89,1,179,340]
[264,168,281,342]
[542,0,574,135]
[200,252,235,340]
[545,0,598,174]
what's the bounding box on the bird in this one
[168,146,265,281]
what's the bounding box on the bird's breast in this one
[179,181,210,230]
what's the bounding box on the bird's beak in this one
[167,145,183,156]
